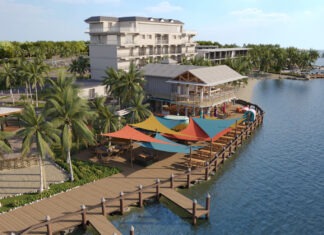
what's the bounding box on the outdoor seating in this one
[135,152,154,166]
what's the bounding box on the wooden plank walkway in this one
[88,214,121,235]
[160,188,208,218]
[0,111,264,234]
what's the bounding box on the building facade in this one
[196,46,249,63]
[142,63,247,116]
[85,16,197,80]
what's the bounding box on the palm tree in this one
[102,67,124,99]
[24,57,49,107]
[129,93,151,123]
[114,63,146,107]
[0,131,14,158]
[68,56,90,79]
[46,82,95,181]
[0,63,16,104]
[17,104,60,192]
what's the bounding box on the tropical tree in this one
[46,78,95,181]
[102,67,124,100]
[17,104,60,192]
[129,93,151,123]
[24,57,49,107]
[114,63,146,107]
[0,63,16,104]
[91,97,120,143]
[0,130,14,158]
[68,56,90,79]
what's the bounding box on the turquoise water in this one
[109,79,324,234]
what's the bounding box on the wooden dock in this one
[0,99,264,234]
[88,215,121,235]
[160,188,209,224]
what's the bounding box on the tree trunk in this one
[29,83,34,104]
[67,149,74,181]
[9,88,15,105]
[35,83,39,108]
[39,156,44,192]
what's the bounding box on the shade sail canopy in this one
[155,116,187,129]
[131,115,183,135]
[192,118,242,140]
[101,125,169,144]
[164,117,210,141]
[139,133,202,154]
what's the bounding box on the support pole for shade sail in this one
[210,138,213,159]
[235,120,238,137]
[130,139,133,168]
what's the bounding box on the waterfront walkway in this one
[0,103,263,234]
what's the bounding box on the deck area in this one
[0,100,264,234]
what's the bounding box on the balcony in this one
[87,26,138,34]
[155,39,169,44]
[171,89,236,107]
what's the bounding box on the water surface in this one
[111,79,324,234]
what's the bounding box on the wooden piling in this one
[45,215,52,235]
[120,192,124,215]
[101,197,106,216]
[156,178,160,200]
[81,205,87,230]
[192,199,197,225]
[138,185,143,208]
[130,225,135,235]
[205,162,209,181]
[205,194,211,219]
[187,168,191,188]
[170,173,174,189]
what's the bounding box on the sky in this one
[1,0,324,49]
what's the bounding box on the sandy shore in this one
[235,78,260,102]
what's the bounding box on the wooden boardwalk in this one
[88,214,121,235]
[160,188,209,221]
[0,101,264,234]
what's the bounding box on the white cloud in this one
[231,8,290,24]
[52,0,120,4]
[146,1,182,13]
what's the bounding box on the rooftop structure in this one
[142,63,247,116]
[196,46,249,62]
[85,16,197,80]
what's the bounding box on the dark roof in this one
[85,16,183,24]
[142,64,202,79]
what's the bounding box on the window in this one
[148,35,152,39]
[142,35,145,39]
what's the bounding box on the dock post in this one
[170,173,174,189]
[205,193,211,219]
[187,168,191,188]
[205,162,209,181]
[156,178,160,200]
[229,141,232,155]
[214,156,217,172]
[138,184,143,208]
[240,133,243,144]
[222,148,225,163]
[130,225,135,235]
[192,199,197,225]
[101,197,106,216]
[120,192,124,215]
[45,215,52,235]
[81,205,87,229]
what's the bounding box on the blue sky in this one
[1,0,323,49]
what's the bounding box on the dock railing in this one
[18,100,264,235]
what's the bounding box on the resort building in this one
[196,46,249,63]
[142,63,247,116]
[85,16,197,80]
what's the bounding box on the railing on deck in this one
[18,101,264,235]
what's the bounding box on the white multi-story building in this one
[85,16,197,80]
[196,45,249,63]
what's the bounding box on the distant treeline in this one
[196,41,319,72]
[0,41,89,60]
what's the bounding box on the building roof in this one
[143,64,247,86]
[85,16,183,24]
[142,64,201,79]
[183,65,247,86]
